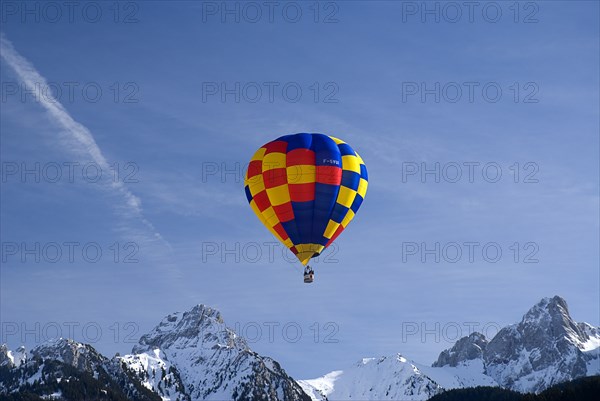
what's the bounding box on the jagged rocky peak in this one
[578,322,600,343]
[0,344,13,367]
[126,303,311,401]
[433,332,488,367]
[483,295,599,393]
[506,295,590,350]
[133,303,246,354]
[31,338,107,372]
[521,296,583,337]
[0,344,27,368]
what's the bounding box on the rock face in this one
[433,332,488,367]
[0,344,26,368]
[0,344,14,367]
[31,338,107,372]
[482,296,600,393]
[122,304,311,401]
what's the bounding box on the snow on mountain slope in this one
[577,322,600,356]
[119,348,187,401]
[416,359,498,389]
[298,370,342,401]
[298,357,496,401]
[298,354,443,401]
[122,304,311,401]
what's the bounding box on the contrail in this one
[0,33,167,247]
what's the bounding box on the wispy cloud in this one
[0,33,167,247]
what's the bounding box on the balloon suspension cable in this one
[291,260,304,275]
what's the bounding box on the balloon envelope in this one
[244,133,368,265]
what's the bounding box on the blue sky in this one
[1,1,598,379]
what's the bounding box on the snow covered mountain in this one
[482,295,600,393]
[1,296,597,401]
[298,354,443,401]
[298,352,497,400]
[299,296,600,400]
[0,305,310,401]
[0,337,162,400]
[121,304,310,401]
[432,332,488,368]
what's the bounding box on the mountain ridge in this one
[1,296,598,401]
[299,296,600,400]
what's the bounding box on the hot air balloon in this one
[243,133,368,283]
